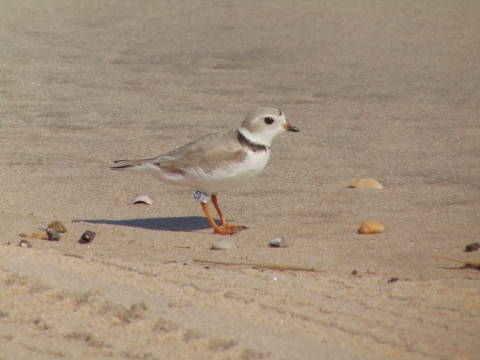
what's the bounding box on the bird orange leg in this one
[211,195,247,233]
[200,202,238,235]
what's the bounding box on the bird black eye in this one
[264,117,274,125]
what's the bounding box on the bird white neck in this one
[237,127,272,147]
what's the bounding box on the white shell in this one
[211,240,236,250]
[133,195,152,205]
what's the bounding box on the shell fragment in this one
[134,195,152,205]
[211,240,236,250]
[349,177,383,189]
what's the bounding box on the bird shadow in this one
[73,216,217,232]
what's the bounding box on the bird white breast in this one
[176,149,271,194]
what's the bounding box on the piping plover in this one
[111,107,299,234]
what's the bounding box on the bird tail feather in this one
[110,157,159,171]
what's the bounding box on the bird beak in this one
[283,123,299,132]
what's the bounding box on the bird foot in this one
[214,224,248,235]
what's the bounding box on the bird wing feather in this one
[112,130,246,174]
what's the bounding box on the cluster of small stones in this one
[210,237,289,250]
[19,221,96,246]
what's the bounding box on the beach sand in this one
[1,1,479,359]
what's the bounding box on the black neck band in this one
[237,130,268,153]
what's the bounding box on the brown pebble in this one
[349,177,383,189]
[388,277,398,283]
[359,220,384,234]
[465,243,480,252]
[47,221,67,233]
[351,270,357,276]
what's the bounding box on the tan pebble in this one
[359,221,384,234]
[47,221,67,233]
[19,230,48,239]
[349,177,383,189]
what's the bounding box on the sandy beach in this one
[1,1,479,359]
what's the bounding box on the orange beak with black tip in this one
[283,123,300,132]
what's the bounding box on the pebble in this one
[46,228,61,241]
[465,243,479,252]
[269,237,287,248]
[349,177,383,189]
[211,239,236,250]
[19,240,31,248]
[79,230,96,244]
[359,220,384,234]
[47,221,67,233]
[134,195,152,205]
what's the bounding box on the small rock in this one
[269,237,287,248]
[359,220,384,234]
[79,230,96,244]
[465,243,480,252]
[46,228,61,241]
[19,240,31,248]
[211,239,236,250]
[351,270,357,276]
[349,177,383,189]
[47,221,67,233]
[134,195,152,205]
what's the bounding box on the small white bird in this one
[111,107,299,234]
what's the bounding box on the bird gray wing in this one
[112,130,246,173]
[160,130,246,173]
